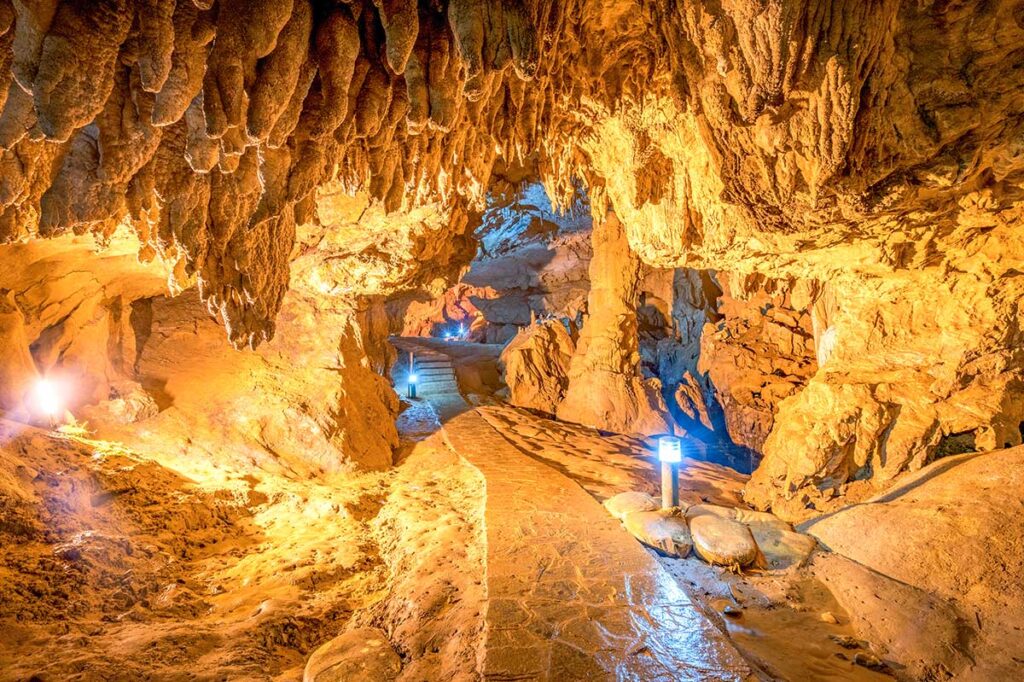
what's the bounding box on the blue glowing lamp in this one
[658,436,682,463]
[407,372,418,399]
[658,436,682,508]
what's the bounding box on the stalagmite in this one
[556,211,674,436]
[2,1,1024,676]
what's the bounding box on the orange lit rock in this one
[557,211,674,436]
[0,290,36,413]
[500,318,575,414]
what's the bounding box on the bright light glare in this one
[32,377,64,417]
[658,436,682,463]
[408,373,418,383]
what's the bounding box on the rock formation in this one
[556,211,674,436]
[698,274,818,453]
[4,1,1024,678]
[392,182,591,344]
[0,0,1022,527]
[500,318,575,414]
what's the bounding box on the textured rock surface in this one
[500,318,575,414]
[0,228,170,422]
[803,450,1024,681]
[698,274,817,453]
[392,182,592,344]
[0,195,457,471]
[557,212,674,436]
[5,0,1024,507]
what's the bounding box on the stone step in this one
[413,358,452,366]
[411,358,452,368]
[417,383,460,393]
[417,379,459,388]
[414,369,453,378]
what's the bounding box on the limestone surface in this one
[688,514,760,569]
[621,509,693,559]
[303,628,402,682]
[500,318,575,414]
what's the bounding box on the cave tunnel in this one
[0,1,1023,679]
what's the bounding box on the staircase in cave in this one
[390,338,461,396]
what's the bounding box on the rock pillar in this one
[556,211,673,435]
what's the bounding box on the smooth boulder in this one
[304,627,401,682]
[603,491,659,520]
[688,503,814,569]
[621,509,693,558]
[688,513,759,568]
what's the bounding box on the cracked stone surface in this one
[401,341,756,680]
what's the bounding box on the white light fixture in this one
[658,435,682,508]
[658,435,682,463]
[407,373,418,399]
[31,376,66,426]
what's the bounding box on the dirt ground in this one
[0,405,485,681]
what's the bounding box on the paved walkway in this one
[391,338,757,680]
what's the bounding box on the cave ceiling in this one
[1,0,1022,347]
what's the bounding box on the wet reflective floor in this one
[433,399,759,680]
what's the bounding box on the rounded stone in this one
[304,627,401,682]
[603,491,659,520]
[621,509,693,558]
[688,514,760,568]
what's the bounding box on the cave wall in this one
[0,227,170,422]
[2,0,1023,513]
[98,287,399,476]
[0,190,477,473]
[575,1,1024,515]
[393,182,592,344]
[698,273,818,454]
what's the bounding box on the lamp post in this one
[658,435,682,508]
[407,351,417,398]
[31,377,64,429]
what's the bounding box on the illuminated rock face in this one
[556,212,674,436]
[500,318,575,414]
[392,183,592,344]
[0,195,457,471]
[698,274,818,454]
[1,0,1024,512]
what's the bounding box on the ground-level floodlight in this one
[30,376,69,428]
[658,435,682,508]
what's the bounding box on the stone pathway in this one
[391,337,462,395]
[390,339,758,681]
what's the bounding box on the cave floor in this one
[439,405,754,679]
[394,337,904,682]
[395,337,756,679]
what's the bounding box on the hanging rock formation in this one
[0,0,1022,511]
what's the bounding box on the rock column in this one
[556,211,673,435]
